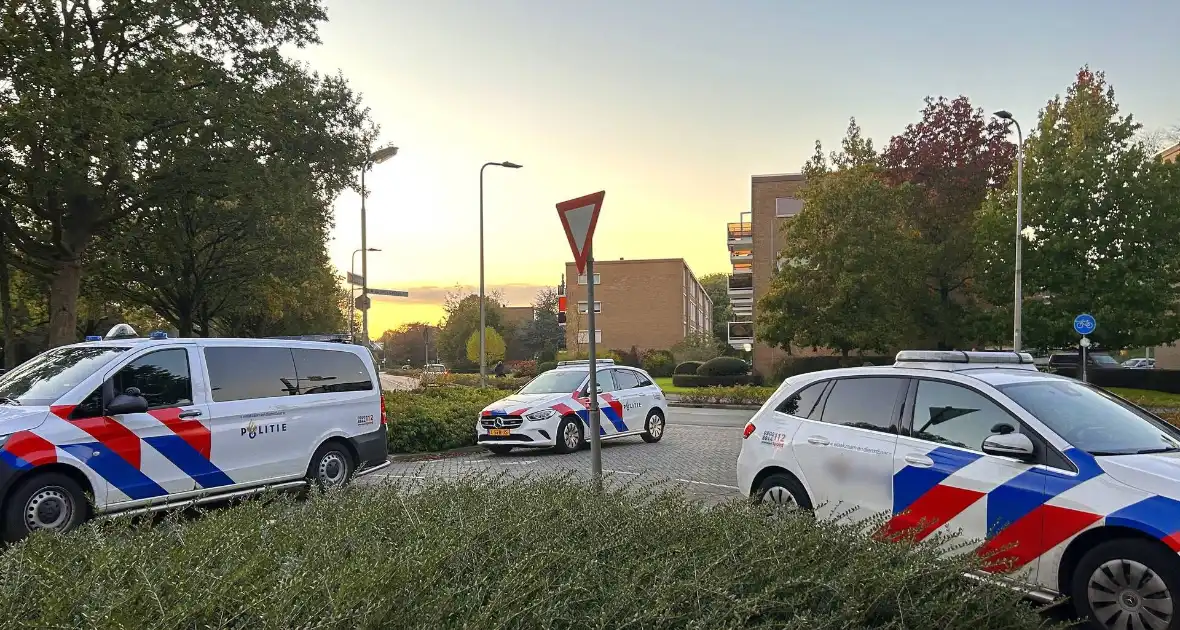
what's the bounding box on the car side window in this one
[910,380,1018,451]
[204,346,299,402]
[820,377,907,433]
[111,348,193,410]
[776,381,826,419]
[292,349,373,394]
[635,373,654,387]
[592,370,617,393]
[613,370,640,389]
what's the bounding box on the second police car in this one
[738,350,1180,630]
[476,360,667,454]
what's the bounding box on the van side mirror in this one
[107,387,149,415]
[981,432,1035,460]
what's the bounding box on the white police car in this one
[0,326,389,542]
[476,360,667,454]
[737,350,1180,629]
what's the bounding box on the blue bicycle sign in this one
[1073,313,1097,336]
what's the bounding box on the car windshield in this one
[1092,354,1119,366]
[999,380,1180,455]
[0,346,129,407]
[518,369,587,395]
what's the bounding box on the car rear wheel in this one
[1071,538,1180,630]
[754,473,813,512]
[3,472,89,542]
[554,416,584,454]
[307,442,354,490]
[641,409,665,443]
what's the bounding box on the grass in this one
[1108,387,1180,409]
[654,376,694,395]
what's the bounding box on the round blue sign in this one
[1073,313,1097,336]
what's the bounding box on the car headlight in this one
[525,409,557,422]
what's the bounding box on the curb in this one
[389,445,484,462]
[670,402,763,411]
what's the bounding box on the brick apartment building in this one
[559,258,712,353]
[726,173,830,377]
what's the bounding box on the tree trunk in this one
[46,260,83,347]
[0,234,13,369]
[177,312,194,338]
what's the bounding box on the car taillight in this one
[743,423,756,439]
[380,401,388,426]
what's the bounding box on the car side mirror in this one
[982,432,1035,460]
[107,387,148,415]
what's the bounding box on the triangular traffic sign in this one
[556,191,604,276]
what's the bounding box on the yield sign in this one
[556,191,604,276]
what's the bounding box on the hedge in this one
[673,374,763,387]
[698,356,750,377]
[674,360,704,375]
[678,386,776,406]
[426,373,529,390]
[1054,366,1180,394]
[537,361,557,373]
[772,355,894,381]
[384,387,504,453]
[0,478,1053,629]
[641,349,676,377]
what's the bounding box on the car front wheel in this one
[2,472,89,542]
[554,416,585,454]
[1072,538,1180,630]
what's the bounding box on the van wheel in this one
[554,416,584,454]
[307,443,354,490]
[754,473,813,512]
[641,409,665,443]
[3,472,89,542]
[1071,538,1180,630]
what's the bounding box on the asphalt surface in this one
[368,406,756,504]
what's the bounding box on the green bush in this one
[772,355,894,381]
[0,478,1052,629]
[673,374,765,389]
[537,361,557,373]
[428,373,528,390]
[557,349,625,364]
[641,350,676,377]
[697,356,750,377]
[385,368,421,377]
[384,388,504,453]
[676,385,776,405]
[674,360,703,375]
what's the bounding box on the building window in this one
[576,301,602,314]
[576,329,602,344]
[776,197,803,218]
[577,273,601,285]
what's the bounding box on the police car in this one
[476,359,667,454]
[738,350,1180,630]
[0,325,389,542]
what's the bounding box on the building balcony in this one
[732,262,752,275]
[728,321,754,348]
[726,222,752,247]
[731,304,753,318]
[728,274,753,299]
[729,250,753,264]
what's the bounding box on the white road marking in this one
[674,478,739,490]
[604,469,640,476]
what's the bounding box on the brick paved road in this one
[368,406,756,504]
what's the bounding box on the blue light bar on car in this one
[84,335,102,342]
[895,350,1035,365]
[149,331,168,340]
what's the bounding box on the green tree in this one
[382,322,435,367]
[0,0,370,346]
[467,328,506,364]
[671,331,724,363]
[758,119,921,357]
[515,287,565,361]
[699,273,732,344]
[976,68,1180,351]
[436,288,504,370]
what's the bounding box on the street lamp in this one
[359,143,399,347]
[349,248,381,342]
[994,110,1024,352]
[478,161,523,386]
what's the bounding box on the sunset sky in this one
[290,0,1180,338]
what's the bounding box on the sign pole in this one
[1081,337,1090,383]
[586,243,602,489]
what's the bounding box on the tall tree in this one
[699,273,732,344]
[881,96,1016,349]
[467,328,506,364]
[515,287,565,361]
[436,288,504,370]
[0,0,370,346]
[976,68,1180,350]
[381,322,436,367]
[758,119,921,357]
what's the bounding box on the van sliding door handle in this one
[178,410,202,419]
[807,436,830,446]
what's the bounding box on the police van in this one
[738,350,1180,630]
[0,326,389,541]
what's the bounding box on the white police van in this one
[0,326,389,541]
[476,359,667,454]
[738,350,1180,630]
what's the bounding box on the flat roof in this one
[752,172,805,183]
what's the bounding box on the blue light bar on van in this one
[149,331,169,340]
[84,335,102,342]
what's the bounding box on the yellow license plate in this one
[489,428,511,437]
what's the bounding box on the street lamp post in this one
[994,110,1024,352]
[359,144,399,347]
[349,248,380,342]
[478,161,523,387]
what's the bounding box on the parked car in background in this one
[420,363,448,385]
[1122,358,1155,369]
[1046,351,1121,373]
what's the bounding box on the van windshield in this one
[0,346,129,407]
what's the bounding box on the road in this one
[369,406,756,504]
[379,374,419,391]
